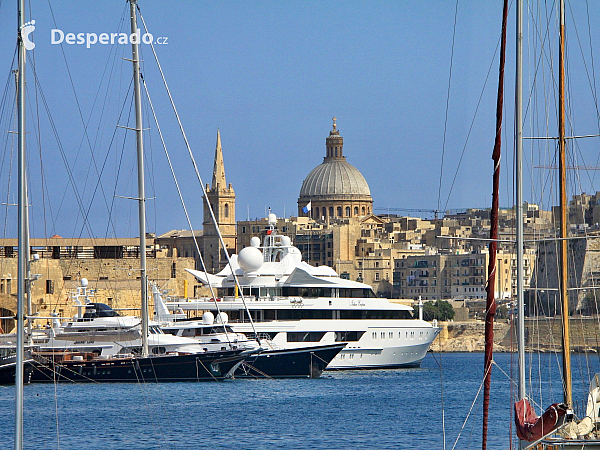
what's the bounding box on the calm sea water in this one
[2,352,600,449]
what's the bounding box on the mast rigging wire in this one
[141,74,233,347]
[137,5,259,338]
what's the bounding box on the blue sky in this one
[0,1,598,238]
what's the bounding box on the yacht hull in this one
[236,343,346,378]
[30,350,249,383]
[229,320,440,370]
[328,341,433,370]
[0,354,34,385]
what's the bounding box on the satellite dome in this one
[216,312,229,324]
[250,236,261,247]
[202,311,215,325]
[238,246,263,273]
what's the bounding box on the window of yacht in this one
[211,308,412,321]
[339,310,413,320]
[336,288,377,298]
[246,332,279,340]
[287,332,325,342]
[277,309,333,320]
[82,303,120,319]
[335,331,365,342]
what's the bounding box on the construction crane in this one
[374,207,465,220]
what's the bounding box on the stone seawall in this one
[430,318,600,352]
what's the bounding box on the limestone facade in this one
[0,237,196,333]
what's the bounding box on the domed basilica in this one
[298,118,373,220]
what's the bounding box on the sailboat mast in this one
[15,0,26,447]
[483,1,509,448]
[129,0,149,358]
[515,0,526,403]
[558,0,572,408]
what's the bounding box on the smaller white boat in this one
[22,278,207,357]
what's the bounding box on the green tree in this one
[422,300,455,321]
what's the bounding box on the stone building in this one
[0,237,196,333]
[530,233,600,315]
[392,249,533,302]
[297,118,373,220]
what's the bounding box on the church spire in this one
[212,128,226,189]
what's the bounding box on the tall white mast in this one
[15,0,27,447]
[129,0,149,358]
[558,0,572,408]
[515,0,526,405]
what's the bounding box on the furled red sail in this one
[514,398,568,441]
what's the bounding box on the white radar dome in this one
[238,246,263,273]
[268,213,277,225]
[202,311,215,325]
[281,236,291,247]
[216,312,229,325]
[80,278,89,287]
[250,236,261,247]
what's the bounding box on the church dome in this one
[299,158,371,199]
[298,118,373,219]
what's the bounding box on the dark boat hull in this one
[30,350,249,383]
[0,354,34,385]
[236,343,346,379]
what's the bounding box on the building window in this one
[361,207,366,215]
[345,206,350,217]
[354,207,358,216]
[375,272,380,281]
[224,203,229,218]
[46,279,54,294]
[315,207,319,218]
[329,207,334,217]
[337,207,342,217]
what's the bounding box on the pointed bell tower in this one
[203,129,236,273]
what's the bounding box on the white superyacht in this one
[166,214,440,369]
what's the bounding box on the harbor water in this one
[2,352,600,449]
